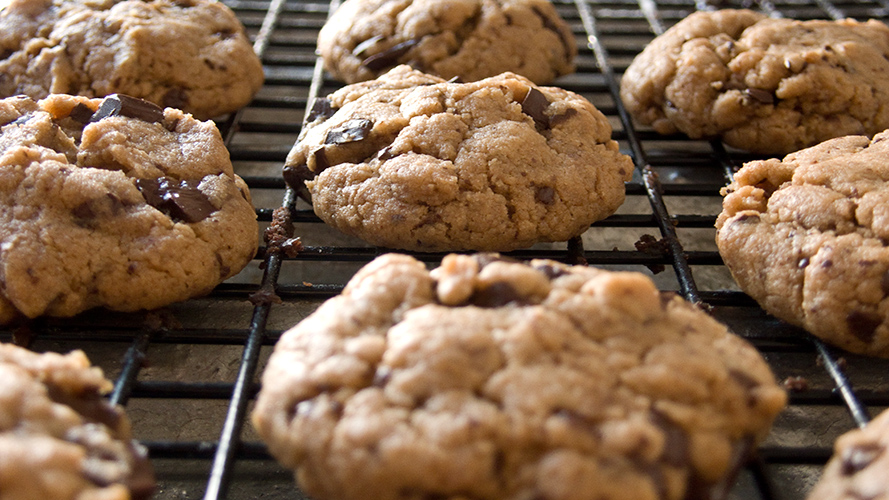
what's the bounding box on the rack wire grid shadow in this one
[3,0,889,498]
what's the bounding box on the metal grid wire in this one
[3,0,889,498]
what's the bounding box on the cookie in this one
[0,0,264,120]
[252,253,788,500]
[620,9,889,155]
[0,342,154,499]
[806,409,889,500]
[716,130,889,357]
[0,93,258,324]
[316,0,576,84]
[283,65,633,252]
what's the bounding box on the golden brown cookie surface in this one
[0,0,264,119]
[317,0,576,84]
[0,93,258,323]
[253,253,787,500]
[621,9,889,154]
[284,66,632,252]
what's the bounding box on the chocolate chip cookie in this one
[716,130,889,357]
[252,253,788,500]
[620,9,889,155]
[806,409,889,500]
[0,342,154,499]
[0,0,264,120]
[283,65,633,252]
[317,0,576,84]
[0,93,258,324]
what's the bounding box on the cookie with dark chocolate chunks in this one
[253,253,787,500]
[0,0,264,119]
[717,130,889,357]
[317,0,576,84]
[0,93,258,324]
[0,342,156,500]
[284,65,632,252]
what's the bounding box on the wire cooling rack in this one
[3,0,889,498]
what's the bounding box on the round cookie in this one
[716,130,889,357]
[283,65,633,252]
[316,0,576,84]
[252,253,788,500]
[806,409,889,500]
[0,93,258,324]
[620,9,889,155]
[0,0,264,120]
[0,342,154,499]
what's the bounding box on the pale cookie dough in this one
[0,93,258,324]
[252,253,788,500]
[717,130,889,357]
[620,9,889,155]
[283,65,633,252]
[806,409,889,500]
[317,0,576,84]
[0,342,155,500]
[0,0,264,120]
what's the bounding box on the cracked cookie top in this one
[0,0,264,119]
[0,93,258,324]
[252,252,787,500]
[316,0,577,84]
[0,342,155,500]
[284,65,633,252]
[620,9,889,155]
[717,130,889,357]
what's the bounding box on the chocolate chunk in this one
[361,39,420,72]
[325,118,373,145]
[282,163,315,203]
[548,108,577,128]
[533,263,569,279]
[531,5,573,58]
[306,97,336,123]
[135,176,216,223]
[311,147,331,172]
[162,88,189,109]
[470,282,526,308]
[745,88,775,105]
[535,186,556,205]
[881,270,889,296]
[69,103,95,123]
[652,414,689,467]
[847,311,882,343]
[521,87,550,130]
[798,257,810,269]
[841,443,884,475]
[90,94,165,124]
[352,35,384,57]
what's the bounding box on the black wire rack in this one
[4,0,889,498]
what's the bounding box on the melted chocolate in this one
[135,177,215,223]
[90,94,165,124]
